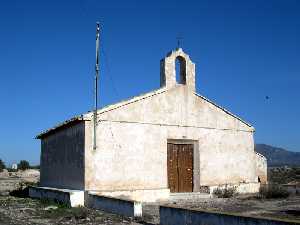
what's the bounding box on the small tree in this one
[0,159,5,172]
[18,160,30,171]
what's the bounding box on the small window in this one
[175,56,187,84]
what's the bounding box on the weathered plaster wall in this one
[199,129,256,185]
[93,86,252,132]
[85,119,167,191]
[255,152,268,184]
[85,85,256,191]
[40,121,85,189]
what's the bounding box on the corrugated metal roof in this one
[36,114,90,139]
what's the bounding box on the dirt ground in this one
[0,170,142,225]
[142,195,300,224]
[0,169,39,196]
[0,196,140,225]
[1,170,300,224]
[1,195,300,225]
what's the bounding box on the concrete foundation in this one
[29,186,84,207]
[86,193,142,218]
[89,188,170,203]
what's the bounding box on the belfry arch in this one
[175,56,187,85]
[160,48,195,92]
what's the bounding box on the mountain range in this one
[255,144,300,167]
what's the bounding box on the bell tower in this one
[160,48,196,92]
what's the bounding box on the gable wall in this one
[84,86,257,191]
[97,86,251,132]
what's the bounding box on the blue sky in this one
[0,0,299,165]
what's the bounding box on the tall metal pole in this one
[93,22,100,150]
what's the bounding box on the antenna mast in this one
[93,22,100,150]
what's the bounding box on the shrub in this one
[213,185,237,198]
[0,159,6,172]
[9,182,29,198]
[42,204,89,220]
[7,168,17,172]
[259,184,289,199]
[9,181,38,198]
[18,160,30,170]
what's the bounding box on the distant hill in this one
[255,144,300,167]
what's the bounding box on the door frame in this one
[167,139,200,192]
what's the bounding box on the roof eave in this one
[35,87,167,140]
[35,115,91,139]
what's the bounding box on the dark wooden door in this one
[167,143,193,193]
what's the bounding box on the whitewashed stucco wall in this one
[84,85,257,191]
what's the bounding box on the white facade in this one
[37,48,267,201]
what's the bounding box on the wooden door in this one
[167,143,193,193]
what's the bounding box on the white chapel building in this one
[36,48,267,202]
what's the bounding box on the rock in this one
[44,205,58,210]
[95,216,102,221]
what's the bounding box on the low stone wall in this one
[160,206,299,225]
[29,186,84,207]
[86,193,142,218]
[282,184,300,195]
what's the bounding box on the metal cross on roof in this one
[176,35,183,49]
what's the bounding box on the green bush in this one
[0,159,6,172]
[18,160,30,171]
[259,184,289,199]
[213,186,237,198]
